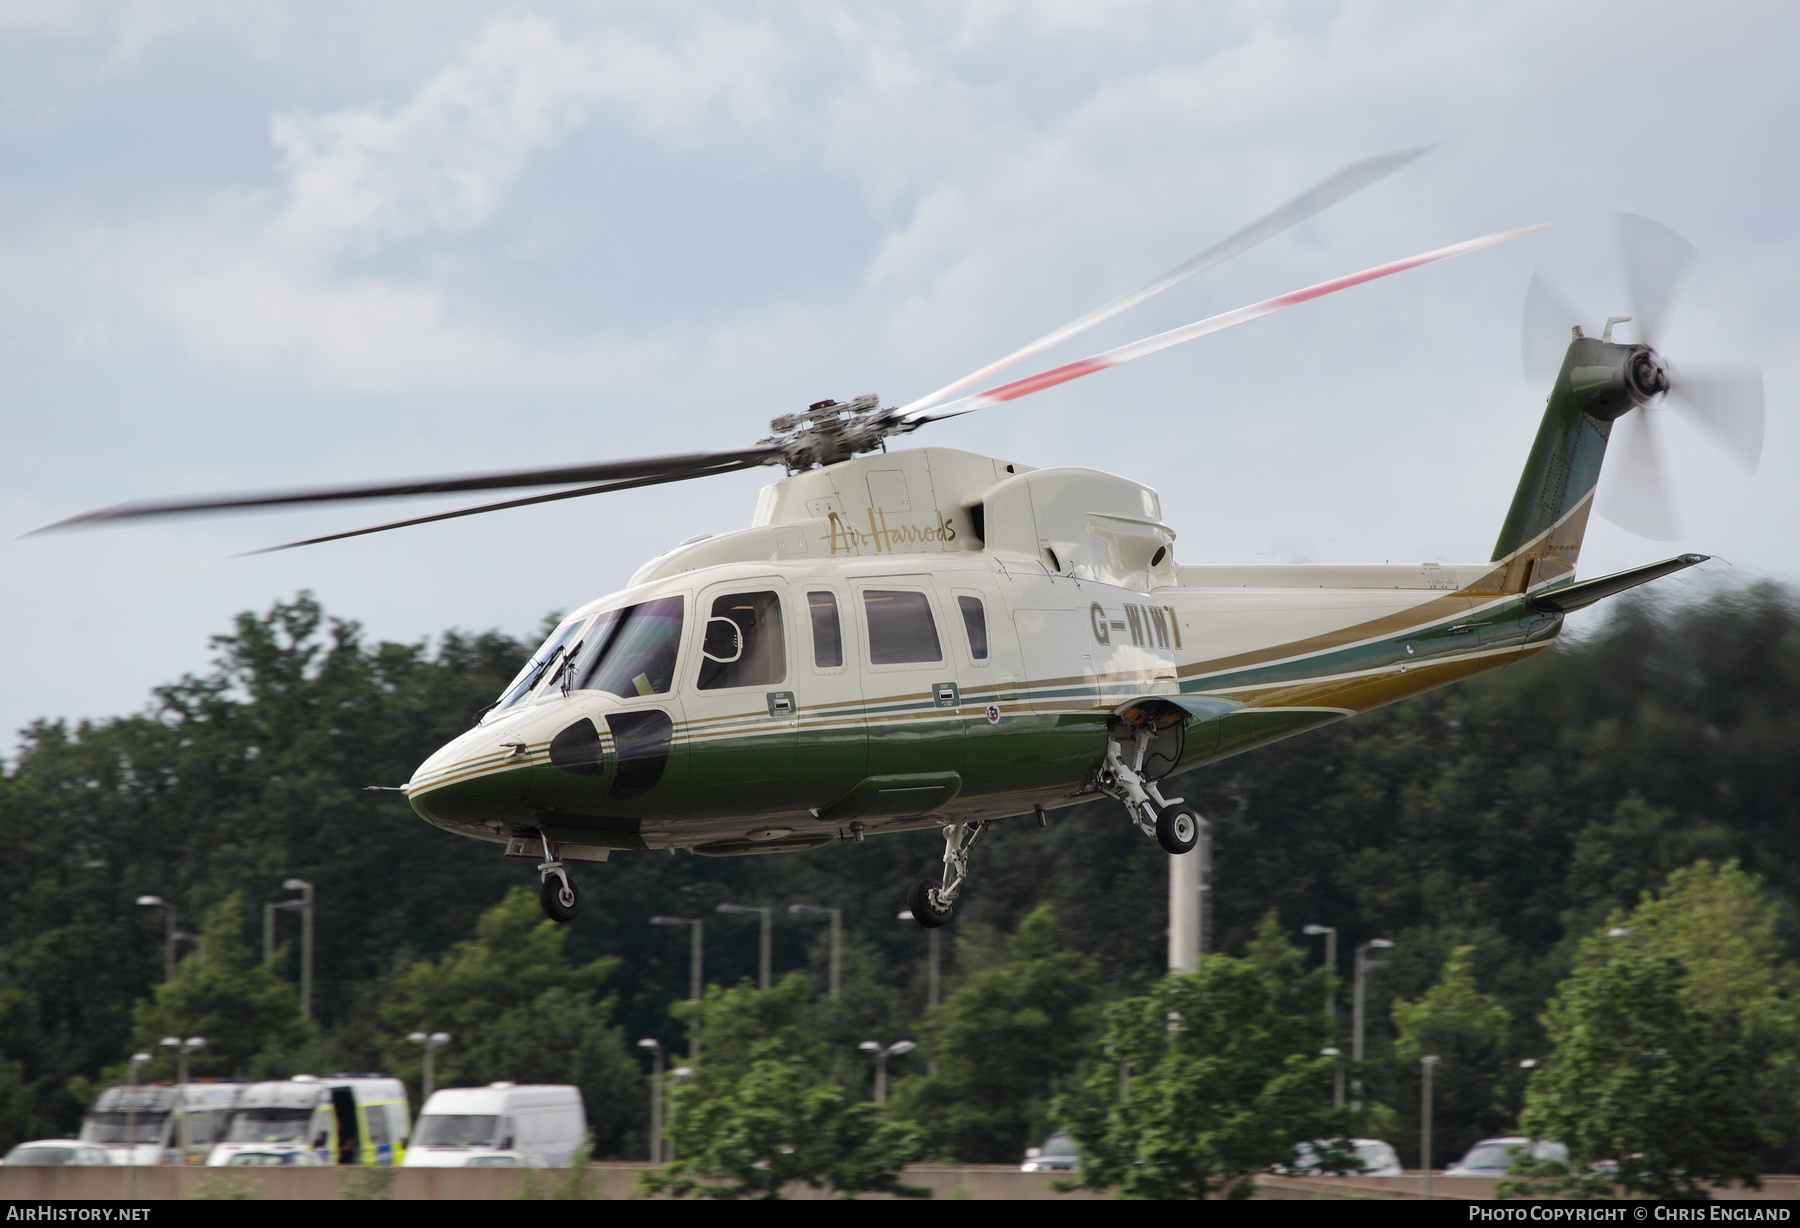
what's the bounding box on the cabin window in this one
[569,597,685,697]
[957,595,989,660]
[808,591,844,669]
[698,591,786,690]
[490,615,587,714]
[864,589,942,665]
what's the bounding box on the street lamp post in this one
[638,1039,664,1164]
[857,1040,916,1104]
[137,896,177,982]
[897,910,941,1007]
[1321,1047,1344,1111]
[787,904,842,1000]
[1421,1054,1440,1199]
[123,1050,150,1199]
[716,903,772,990]
[159,1036,205,1162]
[1351,938,1393,1110]
[407,1031,451,1102]
[651,916,705,1060]
[283,879,314,1020]
[264,897,306,968]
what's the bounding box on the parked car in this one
[1444,1136,1568,1177]
[1021,1131,1079,1173]
[403,1084,586,1169]
[1286,1138,1404,1177]
[3,1140,115,1166]
[223,1149,323,1166]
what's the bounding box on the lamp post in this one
[716,903,772,990]
[159,1036,205,1162]
[137,896,177,982]
[1351,938,1393,1110]
[282,879,314,1020]
[1420,1054,1440,1199]
[123,1050,150,1198]
[1321,1047,1344,1111]
[638,1039,664,1164]
[857,1040,916,1104]
[407,1031,451,1102]
[651,915,704,1060]
[264,897,306,968]
[897,910,941,1008]
[787,904,842,1000]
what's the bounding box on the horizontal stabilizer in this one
[1528,553,1708,614]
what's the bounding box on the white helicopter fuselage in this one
[406,445,1556,862]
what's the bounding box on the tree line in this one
[2,582,1798,1195]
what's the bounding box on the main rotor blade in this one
[1618,214,1695,348]
[1522,271,1586,388]
[1669,363,1765,471]
[909,223,1551,426]
[1601,407,1679,541]
[32,446,779,534]
[897,144,1435,416]
[240,460,767,554]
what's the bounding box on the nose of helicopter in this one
[405,723,534,830]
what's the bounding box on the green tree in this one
[888,904,1098,1161]
[1389,945,1513,1167]
[126,893,312,1080]
[1056,914,1342,1199]
[376,887,643,1156]
[1510,924,1769,1199]
[640,1050,926,1200]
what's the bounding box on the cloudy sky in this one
[3,1,1796,749]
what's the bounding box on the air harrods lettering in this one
[824,508,957,555]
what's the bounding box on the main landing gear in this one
[1099,723,1202,856]
[536,831,579,923]
[907,820,985,929]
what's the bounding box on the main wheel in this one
[1156,805,1201,855]
[907,878,954,928]
[540,873,579,923]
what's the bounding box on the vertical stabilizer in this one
[1489,333,1660,591]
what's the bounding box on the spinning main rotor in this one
[38,146,1552,552]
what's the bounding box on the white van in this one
[80,1081,244,1165]
[404,1084,586,1168]
[207,1075,411,1166]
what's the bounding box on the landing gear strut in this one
[1099,723,1201,855]
[536,830,579,923]
[907,821,985,928]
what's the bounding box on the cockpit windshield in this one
[568,597,684,697]
[489,616,589,717]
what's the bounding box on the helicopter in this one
[39,151,1765,928]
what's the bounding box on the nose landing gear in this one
[906,820,985,928]
[536,831,579,923]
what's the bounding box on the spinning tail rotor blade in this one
[1668,364,1765,472]
[1618,213,1696,348]
[1522,271,1586,388]
[910,224,1551,425]
[1601,408,1679,541]
[898,145,1435,416]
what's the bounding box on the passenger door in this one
[793,583,869,806]
[852,578,964,778]
[682,582,800,812]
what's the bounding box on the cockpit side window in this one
[490,616,588,716]
[698,591,786,690]
[569,597,685,697]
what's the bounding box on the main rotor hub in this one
[760,393,913,470]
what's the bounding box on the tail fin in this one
[1489,332,1659,592]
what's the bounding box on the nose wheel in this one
[534,830,579,923]
[906,821,984,928]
